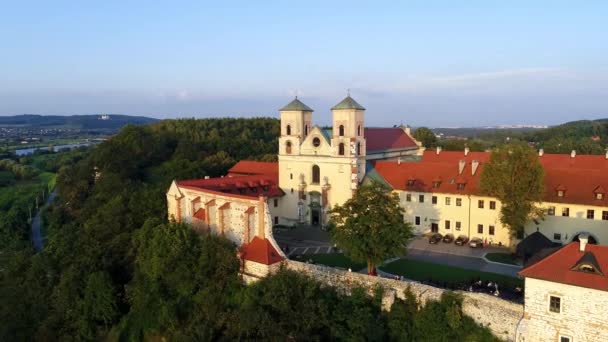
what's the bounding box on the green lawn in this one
[295,253,366,271]
[380,258,523,288]
[485,252,520,265]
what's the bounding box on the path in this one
[403,248,521,277]
[31,189,56,251]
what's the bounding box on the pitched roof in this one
[518,242,608,291]
[177,174,284,199]
[227,161,278,177]
[365,128,418,152]
[331,96,366,110]
[240,236,284,265]
[279,98,313,112]
[516,231,557,259]
[372,150,608,207]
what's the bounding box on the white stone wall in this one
[517,277,608,342]
[399,188,608,247]
[284,260,523,342]
[399,190,512,246]
[525,202,608,245]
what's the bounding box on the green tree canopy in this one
[413,127,437,148]
[329,181,414,274]
[480,142,545,237]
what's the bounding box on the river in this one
[14,143,93,156]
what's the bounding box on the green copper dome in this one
[331,95,365,110]
[279,97,314,112]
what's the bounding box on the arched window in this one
[338,143,345,156]
[312,165,320,184]
[356,142,361,156]
[358,125,361,136]
[286,141,292,154]
[286,125,291,135]
[305,125,308,135]
[339,125,345,136]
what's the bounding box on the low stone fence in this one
[285,260,523,342]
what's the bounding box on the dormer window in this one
[407,179,415,187]
[579,264,596,273]
[433,181,441,188]
[571,252,604,275]
[457,183,465,190]
[593,186,605,200]
[556,184,566,198]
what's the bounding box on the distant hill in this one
[0,114,158,130]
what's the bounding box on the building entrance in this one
[431,223,439,233]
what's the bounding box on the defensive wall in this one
[282,260,524,342]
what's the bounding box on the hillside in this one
[0,114,158,130]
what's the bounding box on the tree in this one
[413,127,437,148]
[329,181,414,274]
[480,142,544,237]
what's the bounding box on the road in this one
[404,247,521,277]
[31,189,56,251]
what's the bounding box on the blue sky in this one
[1,1,607,127]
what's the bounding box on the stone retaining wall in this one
[285,260,523,342]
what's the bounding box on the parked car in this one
[442,233,454,243]
[429,233,443,244]
[469,237,484,248]
[454,235,469,246]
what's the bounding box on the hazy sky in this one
[1,1,607,127]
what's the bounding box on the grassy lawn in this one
[485,252,519,265]
[380,258,523,288]
[295,253,366,271]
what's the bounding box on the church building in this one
[167,95,608,252]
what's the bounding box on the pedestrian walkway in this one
[285,245,336,256]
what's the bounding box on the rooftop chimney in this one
[458,160,466,175]
[404,125,411,135]
[579,233,589,252]
[539,149,544,157]
[471,160,480,175]
[397,157,402,165]
[605,150,608,160]
[436,146,442,155]
[204,176,210,179]
[464,147,470,156]
[571,150,576,158]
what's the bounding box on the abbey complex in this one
[166,96,608,341]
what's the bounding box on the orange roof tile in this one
[365,128,418,152]
[374,150,608,206]
[228,161,278,176]
[519,242,608,291]
[177,174,284,199]
[240,236,284,265]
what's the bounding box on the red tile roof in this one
[177,174,284,199]
[240,236,284,265]
[519,242,608,291]
[365,128,418,152]
[373,150,608,206]
[227,161,278,177]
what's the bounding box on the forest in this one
[416,118,608,153]
[0,117,501,341]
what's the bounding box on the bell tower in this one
[331,94,367,190]
[278,97,313,156]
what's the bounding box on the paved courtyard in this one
[273,228,521,276]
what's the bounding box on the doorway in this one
[431,223,439,233]
[311,208,320,226]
